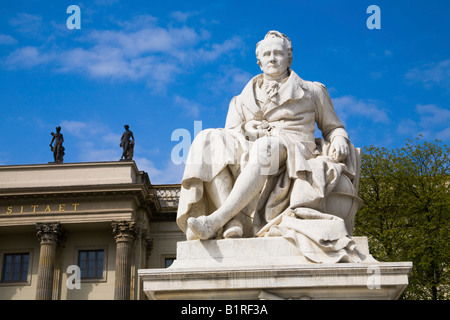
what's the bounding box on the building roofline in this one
[0,160,140,172]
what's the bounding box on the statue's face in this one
[258,37,290,78]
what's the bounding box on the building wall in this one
[0,231,39,300]
[148,221,185,269]
[0,223,186,300]
[59,228,116,300]
[0,228,117,300]
[0,162,183,300]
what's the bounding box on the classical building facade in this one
[0,161,183,300]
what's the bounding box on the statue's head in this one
[56,126,61,132]
[124,125,129,130]
[256,31,293,77]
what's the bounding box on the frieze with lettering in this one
[1,203,80,215]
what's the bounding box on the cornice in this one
[0,161,140,172]
[0,183,150,201]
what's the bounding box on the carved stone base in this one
[139,237,412,300]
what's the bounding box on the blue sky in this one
[0,0,449,184]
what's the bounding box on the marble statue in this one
[50,126,65,163]
[120,125,135,161]
[177,31,362,263]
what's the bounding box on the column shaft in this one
[112,221,136,300]
[35,223,63,300]
[115,240,133,299]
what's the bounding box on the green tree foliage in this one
[355,137,449,300]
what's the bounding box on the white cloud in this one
[396,104,450,141]
[79,142,118,162]
[59,119,181,183]
[60,120,120,162]
[369,71,384,79]
[112,14,158,30]
[0,34,17,45]
[170,11,200,23]
[384,50,393,57]
[405,59,450,88]
[85,25,203,56]
[415,104,450,141]
[102,132,121,145]
[133,156,163,179]
[4,17,244,92]
[9,13,43,34]
[397,118,418,136]
[5,46,52,68]
[173,95,202,117]
[416,103,450,128]
[436,127,450,141]
[60,120,88,137]
[135,157,184,184]
[94,0,120,6]
[55,46,180,84]
[332,95,390,124]
[203,65,253,97]
[195,36,244,62]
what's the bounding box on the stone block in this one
[139,236,412,300]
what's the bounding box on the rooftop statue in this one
[120,125,135,161]
[49,126,65,164]
[177,31,362,263]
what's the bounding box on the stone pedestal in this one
[139,237,412,300]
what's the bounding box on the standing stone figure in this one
[120,125,135,161]
[177,31,362,263]
[49,126,65,163]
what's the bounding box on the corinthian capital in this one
[111,221,137,243]
[35,222,64,245]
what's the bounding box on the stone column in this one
[112,221,136,300]
[35,222,64,300]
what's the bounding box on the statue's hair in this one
[255,31,293,66]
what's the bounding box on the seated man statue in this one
[177,31,361,263]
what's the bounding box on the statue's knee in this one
[194,129,213,142]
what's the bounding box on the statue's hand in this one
[243,120,262,141]
[330,136,349,162]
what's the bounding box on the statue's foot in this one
[186,226,198,241]
[187,216,217,240]
[223,218,243,238]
